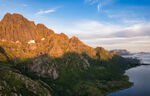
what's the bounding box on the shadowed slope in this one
[0,46,140,96]
[0,46,10,61]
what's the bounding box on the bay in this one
[107,53,150,96]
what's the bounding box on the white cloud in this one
[111,23,150,38]
[85,0,114,12]
[83,36,150,52]
[36,9,56,15]
[66,21,150,39]
[122,19,143,24]
[97,3,101,12]
[85,0,99,5]
[85,0,100,12]
[54,20,150,52]
[22,4,28,7]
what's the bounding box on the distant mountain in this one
[110,49,131,55]
[137,52,150,54]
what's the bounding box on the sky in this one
[0,0,150,52]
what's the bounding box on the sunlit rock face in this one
[0,13,54,43]
[0,13,113,60]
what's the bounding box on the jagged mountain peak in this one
[70,36,81,42]
[69,36,83,44]
[37,23,47,28]
[0,13,54,43]
[59,33,69,39]
[4,13,22,16]
[0,13,113,60]
[1,13,33,24]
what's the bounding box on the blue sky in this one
[0,0,150,52]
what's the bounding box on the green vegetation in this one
[0,62,51,96]
[0,47,140,96]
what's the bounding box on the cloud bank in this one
[55,20,150,52]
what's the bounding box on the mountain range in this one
[0,13,140,96]
[0,13,113,60]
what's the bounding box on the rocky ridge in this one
[0,13,113,60]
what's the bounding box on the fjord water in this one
[108,53,150,96]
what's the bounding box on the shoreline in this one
[104,64,143,96]
[105,64,150,96]
[141,63,150,65]
[104,84,133,96]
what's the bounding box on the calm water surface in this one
[108,54,150,96]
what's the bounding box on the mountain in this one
[0,13,113,60]
[137,52,150,54]
[0,13,54,43]
[0,13,140,96]
[110,49,131,55]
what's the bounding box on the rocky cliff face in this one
[0,13,113,60]
[0,13,54,43]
